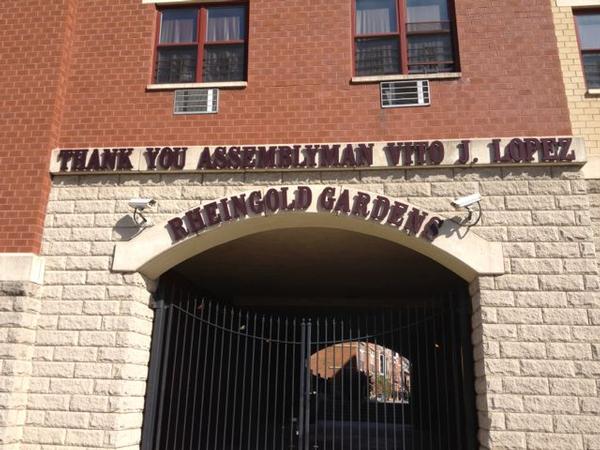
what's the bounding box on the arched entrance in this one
[141,228,478,450]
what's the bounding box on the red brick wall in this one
[0,0,75,253]
[0,0,572,253]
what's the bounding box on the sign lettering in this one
[166,186,445,244]
[50,137,584,175]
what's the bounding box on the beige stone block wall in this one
[7,166,597,449]
[0,282,40,450]
[551,2,600,155]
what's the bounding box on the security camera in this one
[128,198,156,226]
[450,193,482,227]
[451,193,481,209]
[128,198,156,211]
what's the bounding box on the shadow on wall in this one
[113,215,143,241]
[440,216,476,240]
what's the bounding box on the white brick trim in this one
[556,0,600,6]
[352,72,461,83]
[583,154,600,179]
[146,81,247,90]
[142,0,239,4]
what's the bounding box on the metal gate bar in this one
[142,277,477,450]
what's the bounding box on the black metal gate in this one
[142,278,477,450]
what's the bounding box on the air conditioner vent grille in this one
[174,89,219,114]
[380,80,430,108]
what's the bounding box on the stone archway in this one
[110,185,505,450]
[112,185,504,281]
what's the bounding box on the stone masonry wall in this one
[589,180,600,272]
[0,282,41,449]
[21,166,600,449]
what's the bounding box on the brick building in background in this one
[1,0,600,449]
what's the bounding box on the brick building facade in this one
[1,0,600,449]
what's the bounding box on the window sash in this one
[356,0,399,34]
[576,12,600,50]
[582,50,600,89]
[159,8,198,44]
[355,36,401,76]
[155,4,247,84]
[206,6,246,42]
[353,0,456,76]
[155,47,198,83]
[575,11,600,89]
[203,43,246,82]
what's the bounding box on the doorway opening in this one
[142,228,477,450]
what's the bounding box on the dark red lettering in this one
[558,138,575,161]
[72,150,88,171]
[184,208,206,233]
[458,140,470,164]
[491,139,502,163]
[541,138,558,162]
[320,145,340,167]
[421,217,444,241]
[414,142,428,165]
[57,150,73,172]
[428,141,445,165]
[304,145,319,167]
[168,217,189,241]
[146,147,160,170]
[508,138,524,162]
[334,189,351,214]
[291,145,305,168]
[172,147,187,169]
[241,147,256,168]
[386,202,409,227]
[383,143,402,166]
[197,147,214,169]
[256,146,276,168]
[524,138,540,162]
[116,148,134,171]
[340,144,357,167]
[370,196,391,221]
[296,186,312,210]
[204,202,222,226]
[319,187,336,211]
[227,147,241,169]
[248,191,264,214]
[101,149,117,171]
[281,187,295,210]
[278,146,293,168]
[351,192,371,218]
[356,144,374,167]
[404,208,429,235]
[213,147,228,169]
[158,147,174,169]
[86,150,101,171]
[264,188,280,212]
[219,198,232,222]
[230,194,248,218]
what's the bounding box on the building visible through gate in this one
[141,228,477,450]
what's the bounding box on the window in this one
[379,353,386,375]
[575,11,600,89]
[353,0,457,76]
[154,5,247,84]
